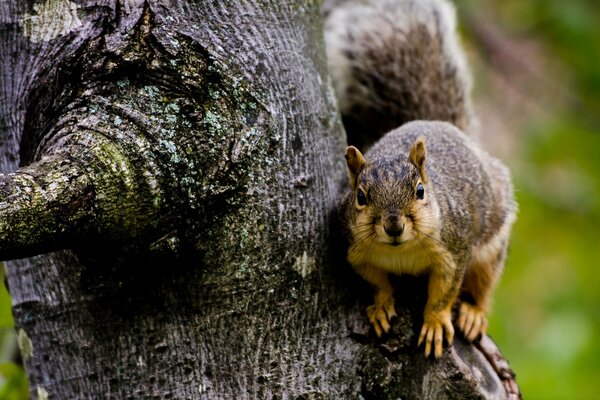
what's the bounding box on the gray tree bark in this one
[0,1,519,399]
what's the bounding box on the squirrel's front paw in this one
[366,297,397,337]
[457,302,488,341]
[418,309,454,359]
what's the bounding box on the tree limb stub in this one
[0,155,93,260]
[2,4,273,262]
[0,123,170,260]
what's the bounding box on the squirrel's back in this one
[325,0,473,148]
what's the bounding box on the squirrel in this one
[326,0,517,358]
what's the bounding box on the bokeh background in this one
[0,0,599,398]
[457,0,600,399]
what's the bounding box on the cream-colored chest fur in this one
[348,238,445,276]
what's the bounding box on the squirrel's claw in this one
[457,302,488,341]
[366,297,396,337]
[418,310,454,359]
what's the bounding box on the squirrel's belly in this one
[349,241,432,276]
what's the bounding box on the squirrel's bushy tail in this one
[324,0,473,148]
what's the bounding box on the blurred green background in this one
[0,265,27,399]
[0,0,599,398]
[457,0,600,399]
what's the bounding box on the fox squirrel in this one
[327,0,517,358]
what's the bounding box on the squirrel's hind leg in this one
[458,239,508,341]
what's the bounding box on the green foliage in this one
[0,364,28,400]
[458,0,600,397]
[0,265,27,400]
[491,118,600,399]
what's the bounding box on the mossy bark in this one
[0,1,518,398]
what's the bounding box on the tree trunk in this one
[0,1,519,399]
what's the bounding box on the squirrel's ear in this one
[409,137,428,183]
[345,146,366,189]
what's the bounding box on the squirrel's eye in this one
[357,189,368,206]
[416,183,425,200]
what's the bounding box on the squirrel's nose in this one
[384,222,404,238]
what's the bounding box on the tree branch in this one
[0,155,93,260]
[476,335,522,400]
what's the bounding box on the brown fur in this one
[341,122,516,358]
[329,0,516,359]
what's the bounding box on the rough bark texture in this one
[0,1,519,399]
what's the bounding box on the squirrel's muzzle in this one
[384,213,405,238]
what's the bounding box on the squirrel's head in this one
[345,137,438,248]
